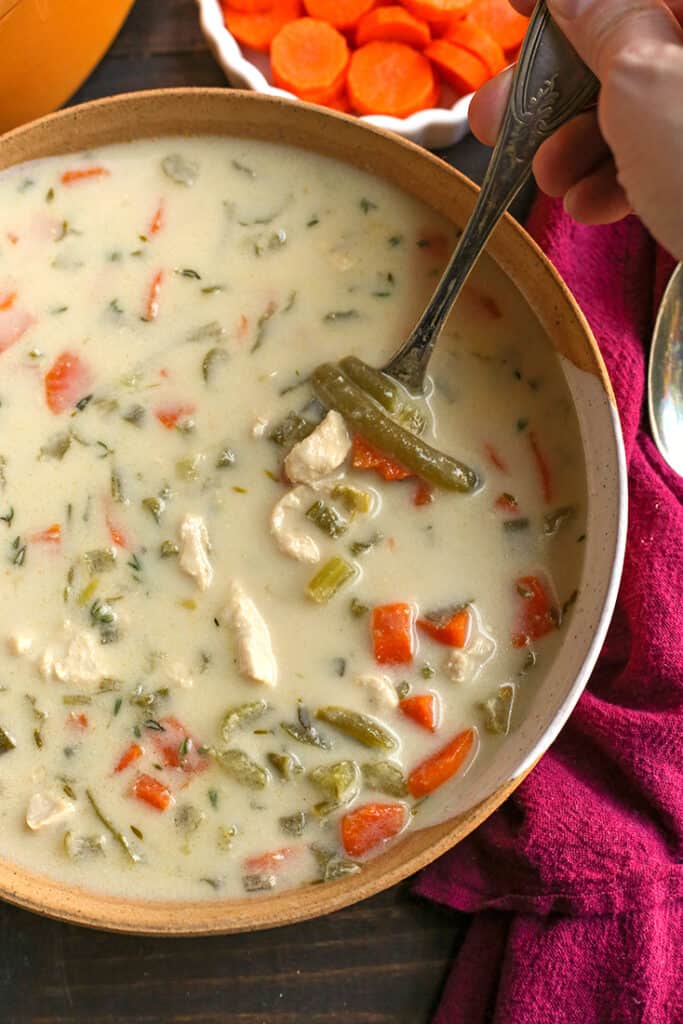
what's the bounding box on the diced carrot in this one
[341,801,406,857]
[237,313,249,338]
[243,846,298,874]
[512,574,556,648]
[529,430,552,503]
[44,351,92,414]
[66,712,89,730]
[222,0,302,53]
[413,480,434,506]
[148,716,209,775]
[418,606,469,646]
[106,514,129,550]
[225,0,276,11]
[356,6,431,48]
[372,603,415,664]
[6,233,19,246]
[402,0,473,23]
[347,41,439,118]
[115,743,143,773]
[468,0,529,53]
[304,0,374,31]
[484,443,507,473]
[424,39,488,94]
[271,18,349,103]
[155,403,196,430]
[29,523,61,544]
[495,492,518,513]
[351,434,413,481]
[148,201,164,237]
[323,90,352,112]
[60,166,110,185]
[407,727,475,797]
[0,303,34,354]
[444,16,505,74]
[132,773,173,812]
[143,269,164,322]
[399,693,439,732]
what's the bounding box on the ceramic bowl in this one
[0,88,626,934]
[196,0,475,149]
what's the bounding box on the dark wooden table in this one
[0,4,530,1020]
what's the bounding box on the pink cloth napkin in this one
[415,195,683,1024]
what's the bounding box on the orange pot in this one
[0,0,135,133]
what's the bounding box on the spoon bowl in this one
[648,262,683,476]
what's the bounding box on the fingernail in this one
[548,0,593,19]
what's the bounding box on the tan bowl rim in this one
[0,88,627,935]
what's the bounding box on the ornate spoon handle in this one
[382,1,599,392]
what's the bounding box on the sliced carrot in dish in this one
[155,403,196,430]
[303,0,375,31]
[60,166,110,185]
[132,774,173,812]
[0,291,16,312]
[323,90,352,112]
[115,743,143,774]
[0,303,34,354]
[484,443,507,473]
[148,201,164,237]
[106,514,130,550]
[407,727,475,797]
[243,846,298,874]
[424,39,488,94]
[401,0,473,25]
[372,602,415,665]
[29,524,61,544]
[413,480,434,506]
[148,716,209,774]
[347,41,439,118]
[417,606,469,646]
[468,0,529,53]
[351,434,413,481]
[44,351,91,414]
[341,802,406,857]
[143,269,164,322]
[528,430,553,503]
[222,0,302,53]
[225,0,277,11]
[271,18,349,102]
[399,693,439,732]
[356,6,431,48]
[512,574,556,648]
[444,16,505,74]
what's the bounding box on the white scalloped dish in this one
[197,0,476,149]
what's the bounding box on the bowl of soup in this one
[0,88,626,934]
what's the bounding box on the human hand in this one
[469,0,683,259]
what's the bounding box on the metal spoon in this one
[648,262,683,476]
[382,1,598,393]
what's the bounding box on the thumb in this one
[546,0,683,79]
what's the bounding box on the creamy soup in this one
[0,137,585,900]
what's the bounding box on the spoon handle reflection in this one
[382,2,599,393]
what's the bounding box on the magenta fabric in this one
[415,196,683,1024]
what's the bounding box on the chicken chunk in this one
[26,792,75,831]
[179,513,213,592]
[445,631,495,684]
[284,410,350,485]
[223,581,277,687]
[355,673,399,709]
[270,486,321,564]
[6,633,32,656]
[41,628,106,687]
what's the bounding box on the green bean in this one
[361,760,407,798]
[86,789,143,864]
[64,831,105,860]
[267,751,303,778]
[306,556,357,604]
[221,700,269,741]
[331,484,372,514]
[214,749,269,789]
[309,760,360,817]
[84,548,116,574]
[544,505,576,536]
[339,356,400,412]
[316,706,397,751]
[268,411,315,448]
[312,363,478,493]
[279,810,306,836]
[0,725,16,754]
[479,682,515,735]
[305,501,348,538]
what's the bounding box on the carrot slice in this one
[413,480,434,506]
[0,291,16,312]
[468,0,529,53]
[372,603,415,665]
[115,743,143,774]
[243,846,298,874]
[148,716,209,775]
[225,0,276,11]
[424,39,488,94]
[155,403,196,430]
[29,524,61,544]
[529,430,553,503]
[347,41,439,118]
[0,303,34,354]
[356,6,431,48]
[418,606,469,646]
[44,351,91,414]
[323,90,352,112]
[407,727,475,797]
[66,712,89,730]
[401,0,472,25]
[148,201,164,237]
[143,269,164,322]
[484,443,507,472]
[512,575,556,648]
[60,166,110,185]
[351,434,413,481]
[399,693,439,732]
[444,16,505,74]
[271,18,349,103]
[341,802,406,857]
[106,514,130,550]
[304,0,374,31]
[222,0,302,53]
[132,774,173,812]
